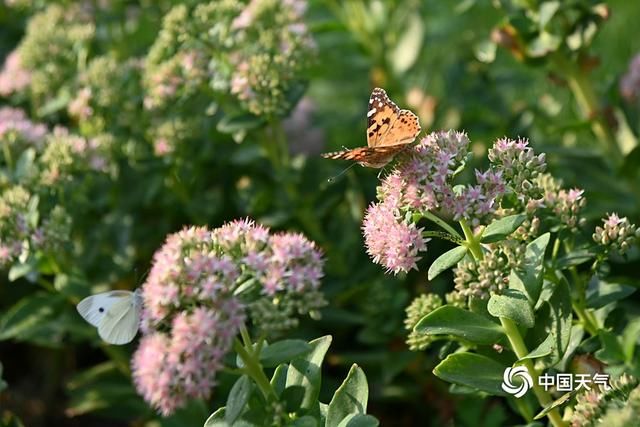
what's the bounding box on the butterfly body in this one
[77,289,142,345]
[322,88,421,168]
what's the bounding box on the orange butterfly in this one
[322,88,421,168]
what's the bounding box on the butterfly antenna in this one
[327,163,357,183]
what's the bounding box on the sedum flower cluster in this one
[143,0,313,127]
[570,374,640,427]
[15,4,95,105]
[0,186,70,269]
[0,107,116,272]
[68,56,145,135]
[363,130,589,277]
[404,293,442,351]
[133,219,325,415]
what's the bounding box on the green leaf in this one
[596,330,625,363]
[270,364,288,396]
[487,289,535,328]
[545,280,573,364]
[480,214,526,243]
[622,319,640,363]
[520,233,550,304]
[527,31,561,57]
[337,414,379,427]
[291,416,318,427]
[586,278,636,309]
[556,249,595,269]
[0,293,64,341]
[474,39,497,64]
[285,335,332,411]
[8,261,34,282]
[204,408,226,427]
[327,364,369,427]
[260,339,312,368]
[538,1,560,28]
[389,15,424,74]
[428,246,468,280]
[521,333,553,361]
[415,305,504,345]
[557,325,585,371]
[217,113,263,134]
[534,390,576,420]
[433,353,508,396]
[226,375,252,425]
[281,385,306,413]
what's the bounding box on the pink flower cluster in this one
[0,107,47,146]
[132,220,324,415]
[0,51,31,96]
[212,218,324,296]
[362,202,427,274]
[133,303,244,416]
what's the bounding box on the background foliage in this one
[1,0,639,426]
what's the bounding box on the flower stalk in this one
[461,220,567,427]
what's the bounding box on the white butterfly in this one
[76,289,142,345]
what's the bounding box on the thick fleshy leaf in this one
[586,277,636,309]
[428,246,468,280]
[488,289,535,328]
[260,339,312,367]
[520,233,550,304]
[480,214,526,243]
[327,365,369,427]
[337,414,379,427]
[285,336,332,410]
[415,305,504,345]
[433,353,508,396]
[226,376,252,425]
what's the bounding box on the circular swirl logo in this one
[501,366,533,398]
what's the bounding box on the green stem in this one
[424,211,463,239]
[234,328,277,401]
[462,223,566,427]
[422,230,463,245]
[459,219,483,260]
[500,318,567,427]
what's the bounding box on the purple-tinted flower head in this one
[133,304,245,415]
[142,226,240,326]
[620,53,640,102]
[266,232,323,295]
[362,201,428,274]
[0,107,47,145]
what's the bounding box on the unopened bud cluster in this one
[593,214,640,255]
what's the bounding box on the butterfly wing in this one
[97,294,141,345]
[77,290,134,327]
[367,88,399,147]
[321,145,408,168]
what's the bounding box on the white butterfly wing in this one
[76,290,134,327]
[97,295,141,345]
